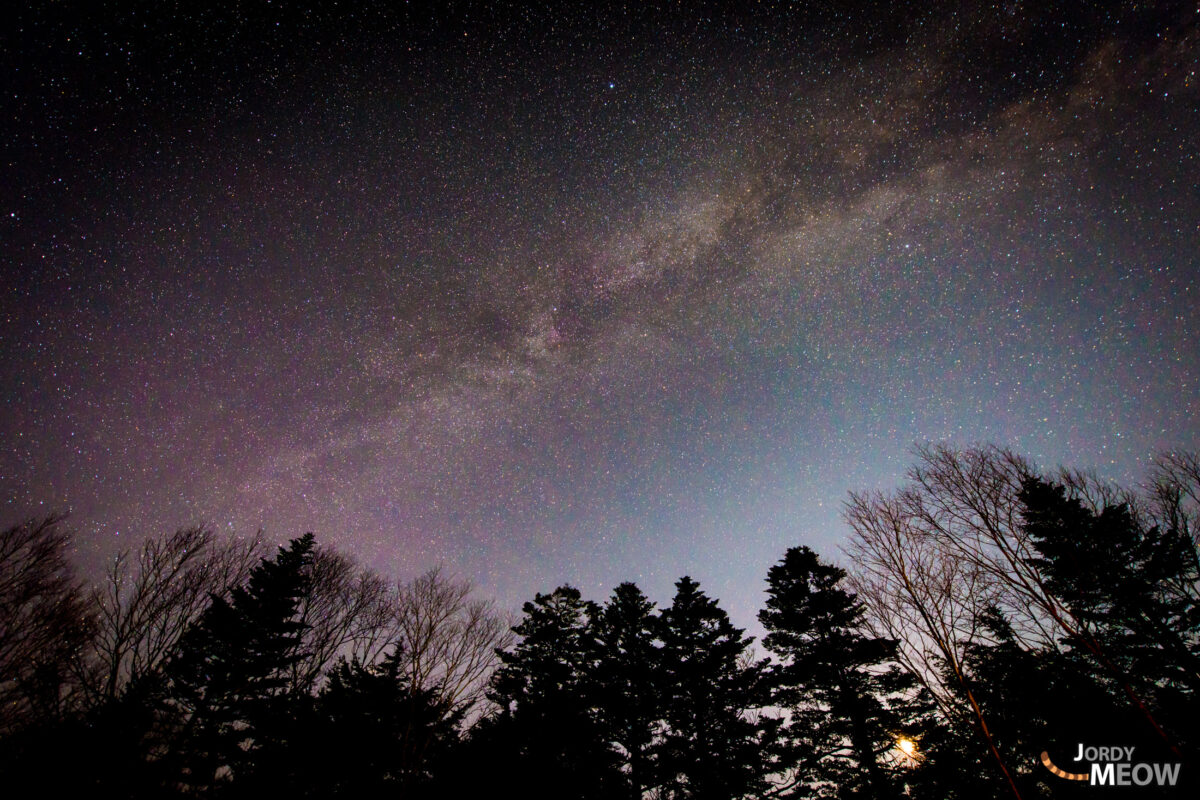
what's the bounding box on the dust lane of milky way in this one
[2,2,1197,628]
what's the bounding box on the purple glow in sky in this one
[3,2,1197,628]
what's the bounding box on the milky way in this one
[3,2,1198,628]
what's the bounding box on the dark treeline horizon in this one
[1,444,1197,798]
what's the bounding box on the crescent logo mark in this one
[1040,751,1089,781]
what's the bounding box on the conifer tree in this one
[657,576,773,800]
[761,547,929,800]
[484,586,624,800]
[284,648,462,799]
[1019,477,1200,759]
[163,533,316,795]
[594,581,663,799]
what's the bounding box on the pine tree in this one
[657,576,773,800]
[163,533,316,796]
[913,606,1145,800]
[1019,477,1200,759]
[484,586,624,800]
[760,547,929,800]
[284,648,462,798]
[1022,478,1200,693]
[594,581,663,799]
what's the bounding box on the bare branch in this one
[395,565,515,711]
[0,514,95,732]
[290,546,400,692]
[81,526,263,703]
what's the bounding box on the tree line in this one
[0,446,1197,798]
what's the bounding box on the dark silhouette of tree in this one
[282,648,462,799]
[289,545,397,694]
[844,458,1200,797]
[657,576,774,800]
[82,526,263,705]
[1019,477,1200,759]
[761,547,929,800]
[4,446,1194,798]
[479,579,775,800]
[162,533,316,796]
[842,445,1143,800]
[1147,451,1200,545]
[1,524,510,798]
[483,585,624,800]
[0,514,94,733]
[594,581,663,799]
[910,606,1155,800]
[395,565,515,711]
[0,668,167,797]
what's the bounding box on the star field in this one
[2,1,1198,628]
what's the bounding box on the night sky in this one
[3,2,1198,630]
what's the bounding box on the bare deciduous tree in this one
[395,566,514,711]
[844,486,1020,799]
[0,514,95,732]
[844,446,1058,799]
[82,525,512,712]
[290,546,401,692]
[82,526,263,703]
[282,551,513,708]
[1149,450,1200,550]
[845,444,1200,794]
